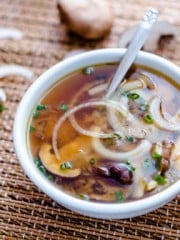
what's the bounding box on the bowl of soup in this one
[13,49,180,219]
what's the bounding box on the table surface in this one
[0,0,179,239]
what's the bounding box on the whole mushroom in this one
[58,0,113,39]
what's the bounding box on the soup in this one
[29,63,180,203]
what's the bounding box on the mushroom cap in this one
[58,0,113,39]
[39,144,81,178]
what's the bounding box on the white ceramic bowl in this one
[13,49,180,219]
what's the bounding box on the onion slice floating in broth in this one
[52,100,127,160]
[92,137,151,161]
[149,97,180,131]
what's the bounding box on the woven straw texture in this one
[0,0,179,239]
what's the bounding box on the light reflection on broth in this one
[29,64,180,203]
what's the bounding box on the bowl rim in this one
[13,48,180,218]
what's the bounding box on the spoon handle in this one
[105,8,159,98]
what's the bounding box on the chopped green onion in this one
[125,161,136,172]
[0,104,5,113]
[126,136,134,142]
[76,194,89,200]
[139,103,149,112]
[143,114,153,124]
[154,174,167,185]
[115,191,124,202]
[29,125,36,133]
[47,175,54,181]
[34,157,41,166]
[59,103,68,112]
[60,161,72,170]
[38,165,46,174]
[142,158,154,169]
[152,152,162,161]
[36,104,46,111]
[89,157,96,165]
[34,157,46,174]
[127,92,140,100]
[113,133,122,139]
[82,67,94,75]
[33,110,39,119]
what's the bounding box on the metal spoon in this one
[105,8,159,98]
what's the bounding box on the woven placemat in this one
[0,0,179,239]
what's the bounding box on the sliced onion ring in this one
[92,138,151,161]
[149,97,180,131]
[0,27,23,40]
[52,100,127,160]
[0,64,34,80]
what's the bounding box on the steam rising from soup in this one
[29,63,180,203]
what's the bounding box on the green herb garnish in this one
[89,157,96,165]
[60,161,72,170]
[127,92,140,100]
[34,157,41,167]
[143,114,153,124]
[82,67,94,75]
[152,152,162,161]
[29,125,36,133]
[33,110,39,119]
[125,161,136,172]
[142,158,154,169]
[38,165,46,174]
[115,191,124,202]
[47,175,54,181]
[139,103,149,112]
[76,194,89,200]
[59,103,68,112]
[34,157,46,174]
[36,104,46,111]
[126,136,134,142]
[154,174,167,185]
[0,104,5,113]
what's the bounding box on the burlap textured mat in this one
[0,0,179,239]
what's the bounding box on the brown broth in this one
[29,63,180,203]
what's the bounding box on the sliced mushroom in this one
[138,73,156,90]
[119,79,144,92]
[118,21,177,52]
[58,0,113,39]
[39,144,81,178]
